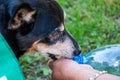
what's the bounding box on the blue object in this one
[73,55,84,64]
[73,45,120,76]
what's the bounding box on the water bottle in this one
[73,45,120,76]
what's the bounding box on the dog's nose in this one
[73,50,81,56]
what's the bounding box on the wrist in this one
[88,71,107,80]
[88,71,120,80]
[96,73,120,80]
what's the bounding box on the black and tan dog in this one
[0,0,81,59]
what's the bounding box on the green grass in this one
[59,0,120,54]
[19,0,120,79]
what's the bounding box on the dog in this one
[0,0,81,59]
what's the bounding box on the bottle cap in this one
[73,54,84,64]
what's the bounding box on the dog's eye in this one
[14,22,19,26]
[51,28,62,36]
[51,31,59,36]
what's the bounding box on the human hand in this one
[49,59,98,80]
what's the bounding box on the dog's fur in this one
[0,0,81,59]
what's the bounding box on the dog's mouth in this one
[47,53,73,60]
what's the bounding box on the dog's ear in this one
[8,3,36,30]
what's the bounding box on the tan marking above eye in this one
[59,23,64,31]
[49,23,64,37]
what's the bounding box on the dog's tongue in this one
[73,55,84,64]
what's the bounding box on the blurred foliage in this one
[58,0,120,54]
[19,53,51,80]
[19,0,120,80]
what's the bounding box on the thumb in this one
[48,60,54,69]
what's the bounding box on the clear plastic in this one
[73,45,120,76]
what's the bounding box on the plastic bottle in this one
[73,45,120,76]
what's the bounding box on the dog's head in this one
[7,0,81,59]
